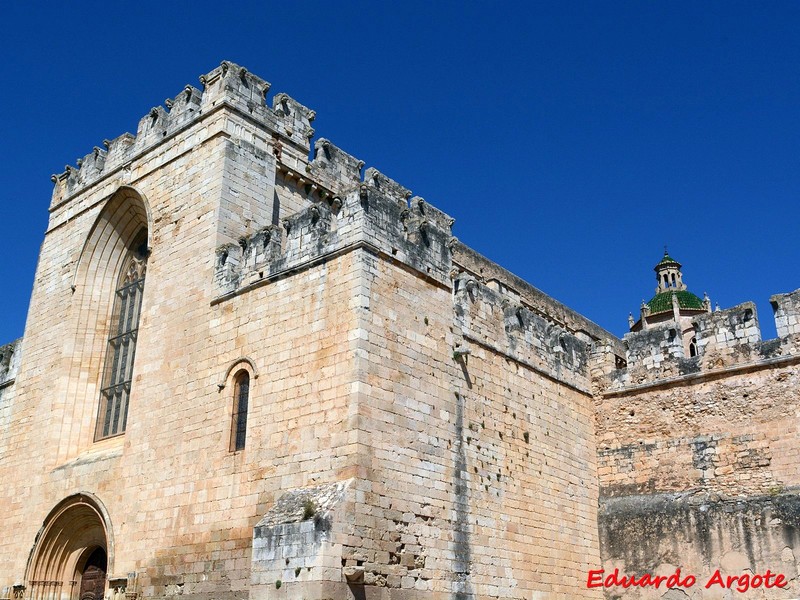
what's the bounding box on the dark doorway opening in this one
[79,548,107,600]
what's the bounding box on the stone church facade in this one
[0,61,798,600]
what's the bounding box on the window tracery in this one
[95,233,147,440]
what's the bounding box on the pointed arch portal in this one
[26,495,113,600]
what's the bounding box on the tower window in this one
[231,370,250,451]
[95,232,147,440]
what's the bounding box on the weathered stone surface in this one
[3,59,798,600]
[593,261,800,599]
[600,492,800,599]
[0,340,20,389]
[0,61,609,600]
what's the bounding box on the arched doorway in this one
[26,495,113,600]
[78,548,107,600]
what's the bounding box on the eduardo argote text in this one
[587,567,788,593]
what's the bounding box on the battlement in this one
[451,273,595,392]
[213,170,455,298]
[210,125,615,396]
[451,243,620,349]
[50,61,319,207]
[772,288,800,338]
[596,289,800,393]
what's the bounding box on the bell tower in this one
[630,250,713,357]
[654,249,686,293]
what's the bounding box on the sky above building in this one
[1,1,798,344]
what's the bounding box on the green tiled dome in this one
[654,252,681,270]
[646,290,705,315]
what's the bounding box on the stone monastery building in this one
[1,61,799,600]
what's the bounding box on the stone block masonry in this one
[0,340,20,390]
[0,60,614,600]
[593,288,800,598]
[3,58,798,600]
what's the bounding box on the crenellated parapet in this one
[451,273,595,392]
[212,169,455,300]
[772,289,800,339]
[451,243,620,350]
[599,290,800,393]
[693,301,762,364]
[363,167,412,204]
[445,241,624,394]
[199,61,313,151]
[50,61,317,207]
[201,61,271,117]
[623,321,685,375]
[307,138,364,193]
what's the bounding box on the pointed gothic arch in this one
[58,187,152,453]
[73,186,152,292]
[25,494,114,600]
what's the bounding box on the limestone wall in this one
[594,291,800,599]
[599,493,800,600]
[218,161,605,597]
[599,293,800,393]
[0,61,335,598]
[596,359,800,499]
[335,244,601,599]
[0,60,608,600]
[0,91,228,588]
[0,339,21,469]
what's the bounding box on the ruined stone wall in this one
[597,359,800,498]
[599,494,800,600]
[596,294,800,499]
[594,291,800,598]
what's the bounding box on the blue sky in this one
[1,1,798,344]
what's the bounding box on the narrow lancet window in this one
[95,233,147,440]
[231,371,250,451]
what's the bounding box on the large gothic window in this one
[95,233,147,440]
